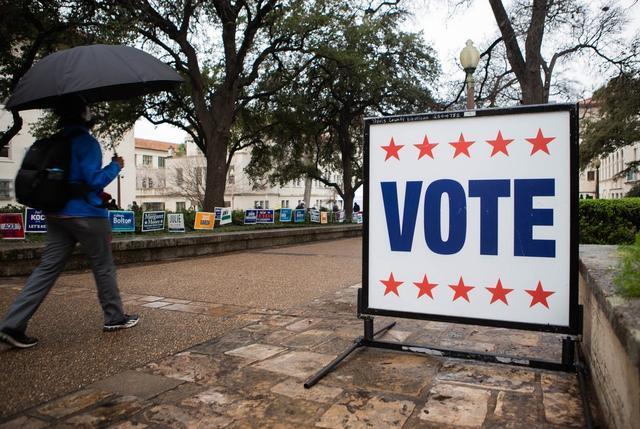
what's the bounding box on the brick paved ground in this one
[0,238,597,428]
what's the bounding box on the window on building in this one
[265,200,270,209]
[0,180,12,199]
[143,202,165,211]
[195,167,203,186]
[281,200,289,208]
[148,177,154,188]
[142,155,152,166]
[587,171,595,181]
[176,202,186,211]
[158,157,165,168]
[0,144,8,158]
[176,168,183,186]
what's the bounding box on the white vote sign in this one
[365,105,577,332]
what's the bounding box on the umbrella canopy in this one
[6,44,183,111]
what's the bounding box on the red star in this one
[449,133,475,158]
[414,135,439,159]
[381,137,404,161]
[526,281,555,308]
[526,128,555,155]
[485,279,514,305]
[486,131,514,157]
[449,277,474,302]
[380,272,403,296]
[413,275,438,299]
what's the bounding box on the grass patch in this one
[615,234,640,297]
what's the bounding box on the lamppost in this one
[459,39,480,110]
[594,158,601,199]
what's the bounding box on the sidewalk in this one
[0,239,596,428]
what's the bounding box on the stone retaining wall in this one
[0,225,362,277]
[579,245,640,429]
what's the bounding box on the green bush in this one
[0,204,24,213]
[579,198,640,244]
[615,234,640,297]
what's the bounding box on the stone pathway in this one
[0,284,594,428]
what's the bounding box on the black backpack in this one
[15,129,84,211]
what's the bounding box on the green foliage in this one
[580,74,640,169]
[615,235,640,297]
[0,204,24,213]
[579,199,640,244]
[626,184,640,198]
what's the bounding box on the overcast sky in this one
[135,0,640,143]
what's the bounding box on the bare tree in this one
[166,155,207,209]
[446,0,639,106]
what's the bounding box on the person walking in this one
[0,95,139,349]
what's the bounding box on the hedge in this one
[579,198,640,244]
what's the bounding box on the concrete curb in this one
[0,225,363,277]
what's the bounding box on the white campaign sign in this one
[367,108,574,329]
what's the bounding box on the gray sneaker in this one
[103,314,140,332]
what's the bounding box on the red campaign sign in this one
[0,213,26,240]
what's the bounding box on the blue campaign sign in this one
[244,209,258,224]
[280,208,292,222]
[109,211,135,232]
[214,207,222,220]
[293,209,306,223]
[257,209,275,224]
[141,211,165,232]
[25,208,47,233]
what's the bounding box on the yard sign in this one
[364,104,578,334]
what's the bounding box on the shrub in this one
[615,234,640,297]
[579,198,640,244]
[0,204,24,213]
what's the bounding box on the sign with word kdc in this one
[194,212,215,230]
[109,210,136,232]
[141,211,166,232]
[25,208,47,233]
[364,104,578,334]
[168,213,186,232]
[0,213,25,240]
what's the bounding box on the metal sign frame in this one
[361,103,579,335]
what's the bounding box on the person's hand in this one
[112,155,124,169]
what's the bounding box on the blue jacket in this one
[51,125,121,218]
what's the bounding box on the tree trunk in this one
[303,177,312,208]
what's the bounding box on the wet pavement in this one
[0,238,596,428]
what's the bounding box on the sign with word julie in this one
[310,209,321,223]
[214,207,222,220]
[25,208,47,233]
[280,208,292,222]
[109,210,135,233]
[0,213,25,240]
[257,209,275,224]
[194,212,215,230]
[293,209,306,223]
[220,208,232,225]
[320,212,328,224]
[334,211,345,223]
[141,211,166,232]
[168,213,186,232]
[364,104,578,334]
[244,209,258,224]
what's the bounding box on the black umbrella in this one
[6,44,183,111]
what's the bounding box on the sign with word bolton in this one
[364,104,578,334]
[109,210,135,232]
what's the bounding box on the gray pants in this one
[1,217,125,333]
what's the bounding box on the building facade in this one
[578,99,640,199]
[0,106,135,208]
